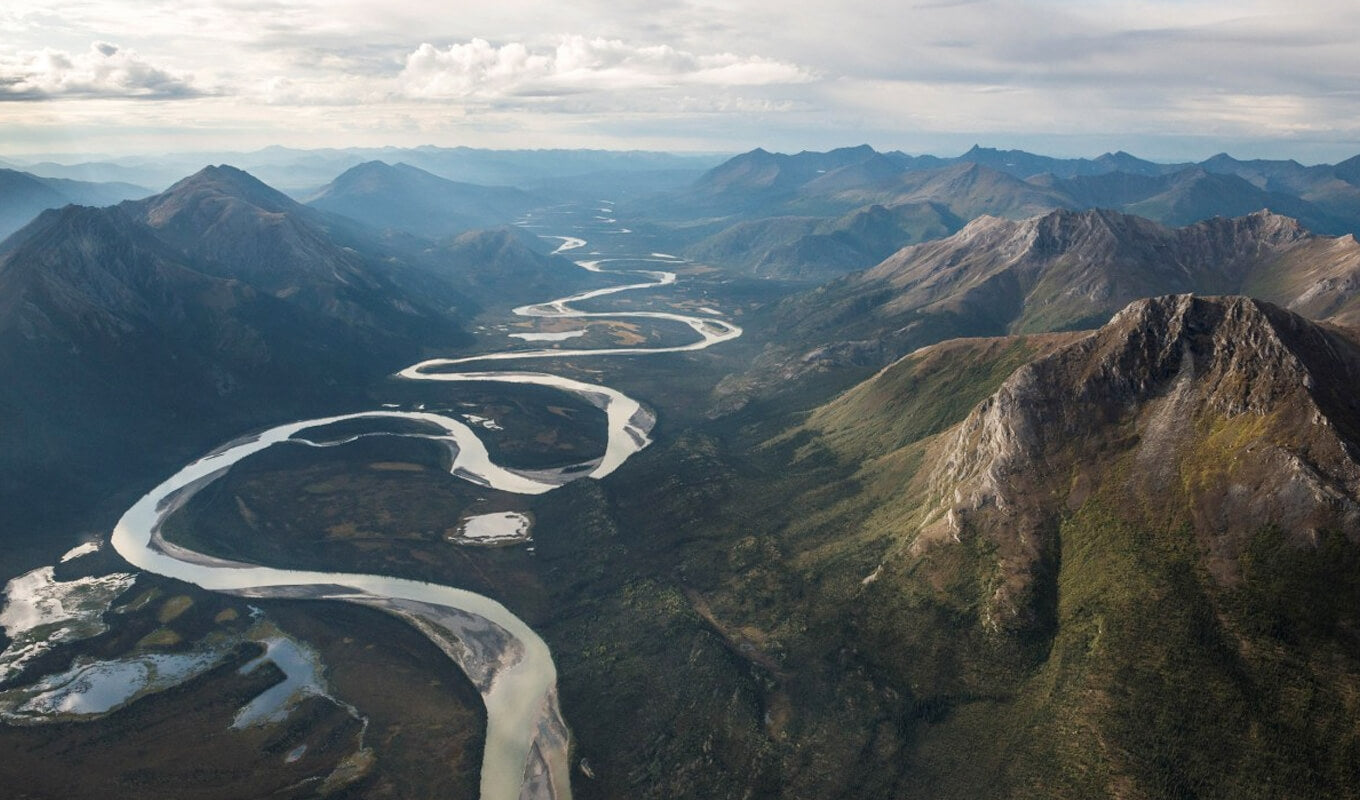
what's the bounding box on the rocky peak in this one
[914,295,1360,631]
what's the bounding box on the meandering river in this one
[110,206,741,800]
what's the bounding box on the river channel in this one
[110,203,741,800]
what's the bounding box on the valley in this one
[10,199,747,800]
[3,144,1360,800]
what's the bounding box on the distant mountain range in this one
[0,168,149,241]
[774,208,1360,370]
[9,146,726,196]
[641,145,1360,280]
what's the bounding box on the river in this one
[110,205,741,800]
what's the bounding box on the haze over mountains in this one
[307,161,539,240]
[635,144,1360,284]
[0,168,149,241]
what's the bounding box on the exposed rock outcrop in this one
[914,295,1360,632]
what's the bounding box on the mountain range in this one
[768,208,1360,374]
[0,163,588,557]
[0,168,149,242]
[7,143,1360,799]
[10,146,725,196]
[564,292,1360,799]
[640,145,1360,282]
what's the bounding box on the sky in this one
[2,0,1358,163]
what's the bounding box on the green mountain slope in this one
[826,295,1360,798]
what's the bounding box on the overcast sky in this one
[2,0,1358,162]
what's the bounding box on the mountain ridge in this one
[307,160,538,239]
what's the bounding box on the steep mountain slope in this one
[0,168,150,241]
[0,166,502,562]
[0,170,66,242]
[0,203,411,539]
[306,160,538,239]
[901,296,1360,632]
[706,296,1360,798]
[557,294,1360,799]
[780,208,1360,365]
[122,165,471,344]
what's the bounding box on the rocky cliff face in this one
[913,295,1360,633]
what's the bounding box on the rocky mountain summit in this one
[766,294,1360,796]
[912,294,1360,633]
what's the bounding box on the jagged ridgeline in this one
[787,294,1360,797]
[770,208,1360,375]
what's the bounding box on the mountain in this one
[777,208,1360,367]
[0,170,66,241]
[306,160,539,239]
[692,144,880,197]
[772,294,1360,797]
[1122,167,1339,230]
[11,147,728,196]
[0,168,150,241]
[569,294,1360,798]
[0,204,400,537]
[641,147,1360,256]
[0,166,488,559]
[822,161,1070,220]
[651,145,886,218]
[683,202,961,281]
[952,144,1174,178]
[1336,154,1360,186]
[122,165,472,341]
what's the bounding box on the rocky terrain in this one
[774,208,1360,372]
[627,294,1360,798]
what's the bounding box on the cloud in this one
[398,36,813,100]
[0,41,201,100]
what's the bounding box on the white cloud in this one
[1,1,1359,160]
[0,41,200,100]
[398,36,813,100]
